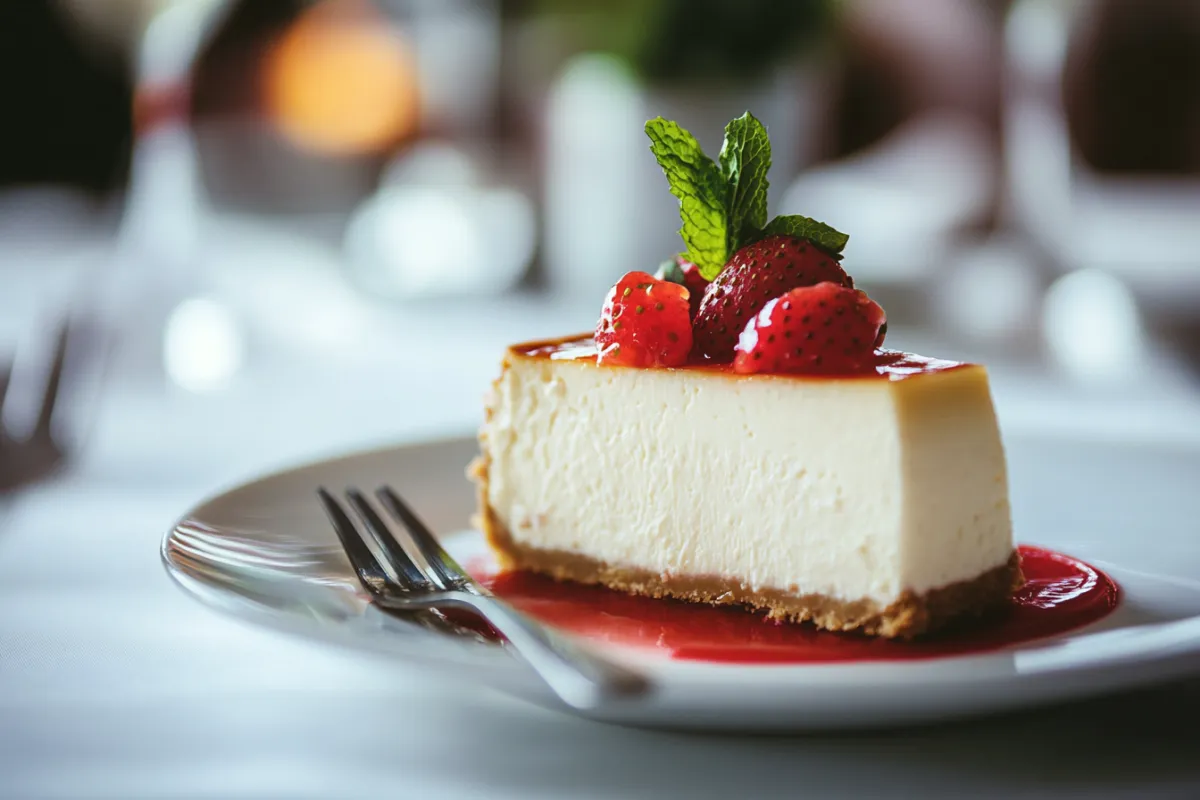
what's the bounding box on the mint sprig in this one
[644,118,729,279]
[719,112,771,253]
[646,111,848,280]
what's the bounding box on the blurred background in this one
[4,1,1200,794]
[4,0,1200,435]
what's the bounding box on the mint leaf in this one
[654,256,687,286]
[719,112,770,252]
[647,113,853,278]
[645,118,728,280]
[758,214,849,256]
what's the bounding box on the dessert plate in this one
[163,433,1200,731]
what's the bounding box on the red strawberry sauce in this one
[518,335,968,381]
[476,546,1119,664]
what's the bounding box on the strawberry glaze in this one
[515,335,968,381]
[477,546,1119,664]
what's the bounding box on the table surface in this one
[3,217,1200,800]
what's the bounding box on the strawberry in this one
[595,271,693,367]
[654,254,710,319]
[676,256,710,319]
[693,235,852,361]
[733,282,886,375]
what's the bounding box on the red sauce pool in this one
[477,546,1119,663]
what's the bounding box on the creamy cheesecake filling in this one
[480,342,1013,609]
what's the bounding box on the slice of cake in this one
[473,338,1018,639]
[472,112,1020,638]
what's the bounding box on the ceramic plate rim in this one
[161,432,1200,725]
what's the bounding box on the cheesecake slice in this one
[472,335,1020,639]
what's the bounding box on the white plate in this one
[162,433,1200,731]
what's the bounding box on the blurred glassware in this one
[541,53,644,302]
[379,0,500,142]
[263,0,420,159]
[779,112,998,286]
[318,0,533,301]
[162,296,245,392]
[196,0,500,217]
[343,142,535,300]
[57,0,518,389]
[59,0,233,254]
[539,35,834,300]
[58,0,235,391]
[1042,267,1148,383]
[932,234,1044,351]
[189,0,427,224]
[191,0,516,302]
[1004,0,1200,328]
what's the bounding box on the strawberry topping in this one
[733,282,886,375]
[693,235,852,362]
[596,271,693,367]
[676,256,710,319]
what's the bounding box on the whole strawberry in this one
[596,271,693,367]
[693,235,852,361]
[733,282,886,375]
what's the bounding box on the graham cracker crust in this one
[470,461,1022,641]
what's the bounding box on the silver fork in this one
[317,486,652,709]
[0,319,72,493]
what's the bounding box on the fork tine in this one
[317,487,388,597]
[374,489,651,705]
[376,486,466,588]
[0,358,11,438]
[32,319,70,441]
[345,489,434,592]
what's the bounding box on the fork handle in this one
[435,593,651,708]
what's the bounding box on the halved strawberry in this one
[733,282,886,375]
[654,254,710,319]
[676,256,709,319]
[596,271,693,367]
[693,235,852,361]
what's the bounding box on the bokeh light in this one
[937,238,1041,342]
[264,0,419,156]
[1042,269,1145,382]
[163,297,244,392]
